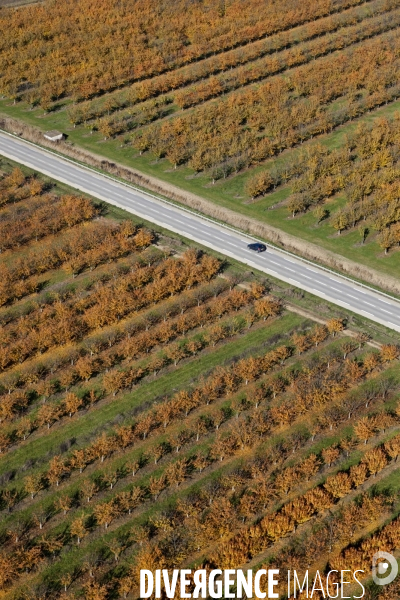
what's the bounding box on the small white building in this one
[44,130,64,142]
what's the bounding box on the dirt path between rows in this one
[285,302,382,348]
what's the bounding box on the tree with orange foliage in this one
[69,449,87,473]
[326,318,345,336]
[380,344,400,362]
[82,580,108,600]
[349,463,367,487]
[324,472,352,498]
[254,297,281,320]
[384,434,400,462]
[148,475,167,501]
[94,502,115,530]
[47,455,68,487]
[363,447,388,477]
[70,514,87,545]
[24,474,43,499]
[321,446,340,467]
[354,417,375,444]
[64,392,83,417]
[103,369,125,396]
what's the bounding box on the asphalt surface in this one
[1,131,400,333]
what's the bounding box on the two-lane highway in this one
[1,131,400,333]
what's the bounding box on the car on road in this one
[247,242,267,252]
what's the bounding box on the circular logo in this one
[372,552,398,586]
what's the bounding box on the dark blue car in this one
[247,242,267,252]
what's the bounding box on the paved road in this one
[1,131,400,333]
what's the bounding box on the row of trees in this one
[1,245,163,349]
[0,431,356,595]
[0,221,153,307]
[245,113,400,252]
[3,328,393,511]
[0,193,97,252]
[0,395,388,591]
[1,339,397,597]
[331,512,400,573]
[174,7,400,109]
[0,250,221,370]
[0,0,368,105]
[2,292,276,447]
[15,334,290,496]
[60,406,399,596]
[67,96,171,139]
[212,430,400,568]
[114,468,393,598]
[122,480,395,599]
[261,491,390,598]
[132,30,400,175]
[0,167,35,208]
[1,353,397,594]
[63,0,393,123]
[0,273,227,401]
[247,114,400,195]
[4,334,392,527]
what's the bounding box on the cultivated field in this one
[0,164,400,599]
[1,0,400,280]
